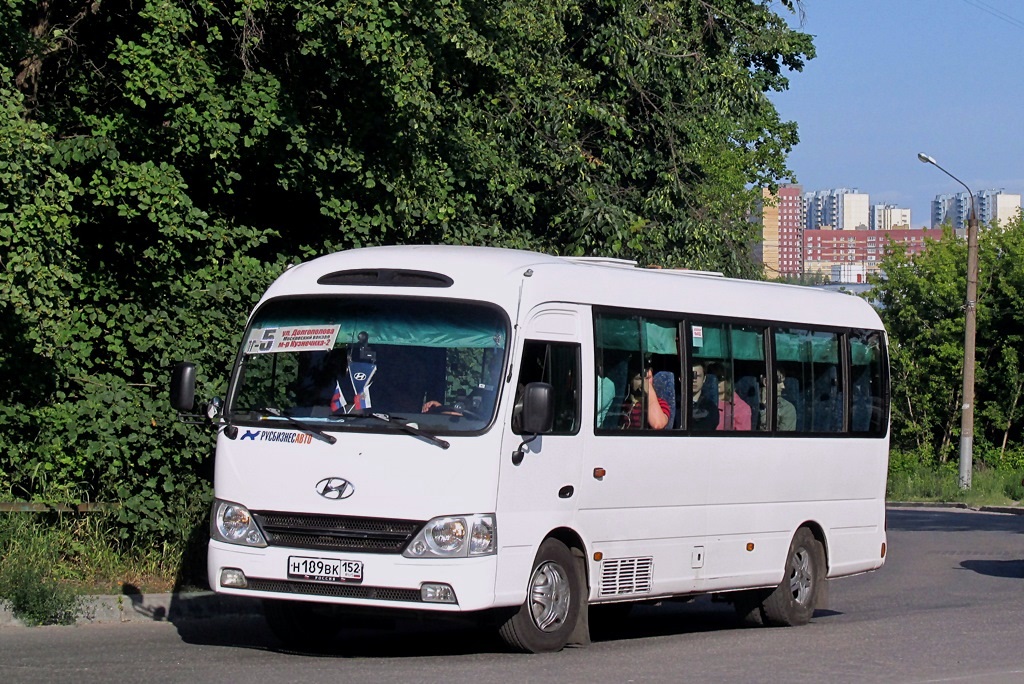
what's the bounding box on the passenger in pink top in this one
[621,368,670,430]
[717,376,751,431]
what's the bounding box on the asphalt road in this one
[1,507,1023,684]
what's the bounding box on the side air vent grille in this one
[317,269,454,288]
[599,557,654,597]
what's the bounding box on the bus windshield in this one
[229,297,508,433]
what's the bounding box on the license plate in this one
[287,556,363,583]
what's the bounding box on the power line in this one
[959,0,1024,31]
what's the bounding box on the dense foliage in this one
[0,0,812,542]
[872,216,1024,471]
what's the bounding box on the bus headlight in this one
[404,514,496,558]
[210,499,267,548]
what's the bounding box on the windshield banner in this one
[245,325,342,354]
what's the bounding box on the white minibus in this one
[171,245,889,653]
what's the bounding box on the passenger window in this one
[773,328,843,433]
[594,314,679,431]
[850,329,887,434]
[689,322,766,432]
[513,341,580,434]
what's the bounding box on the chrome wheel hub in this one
[789,547,813,605]
[528,561,571,632]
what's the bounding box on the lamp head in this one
[917,152,936,165]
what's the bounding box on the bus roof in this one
[261,245,883,330]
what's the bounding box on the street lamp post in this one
[917,152,979,490]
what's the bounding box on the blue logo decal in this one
[241,430,260,440]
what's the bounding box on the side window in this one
[773,327,844,433]
[850,329,887,434]
[689,321,766,432]
[513,341,580,434]
[594,313,679,432]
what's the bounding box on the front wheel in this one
[761,527,826,626]
[498,538,582,653]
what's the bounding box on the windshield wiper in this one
[345,412,450,450]
[252,407,337,445]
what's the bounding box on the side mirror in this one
[170,362,197,412]
[520,382,554,434]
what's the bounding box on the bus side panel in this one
[576,437,710,600]
[702,435,888,590]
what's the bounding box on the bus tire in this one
[262,598,342,649]
[761,527,825,627]
[498,538,582,653]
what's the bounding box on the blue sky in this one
[770,0,1024,227]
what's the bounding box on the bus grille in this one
[599,557,654,597]
[246,578,423,602]
[252,512,424,554]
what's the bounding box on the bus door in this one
[493,307,585,606]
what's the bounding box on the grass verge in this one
[887,462,1024,507]
[0,512,196,625]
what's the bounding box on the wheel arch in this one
[546,526,586,551]
[796,520,831,575]
[545,526,589,585]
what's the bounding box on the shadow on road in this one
[164,595,840,658]
[171,611,508,657]
[886,507,1024,534]
[959,558,1024,579]
[588,599,841,645]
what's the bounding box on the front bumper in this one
[207,540,501,613]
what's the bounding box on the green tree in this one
[0,0,813,542]
[872,216,1024,469]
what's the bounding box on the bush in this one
[0,561,82,626]
[0,516,82,625]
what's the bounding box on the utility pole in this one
[917,152,978,489]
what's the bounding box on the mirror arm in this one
[511,433,539,466]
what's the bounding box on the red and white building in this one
[762,186,945,283]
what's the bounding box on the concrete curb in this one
[887,501,1024,515]
[0,591,264,628]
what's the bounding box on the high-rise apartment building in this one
[805,188,869,231]
[930,190,1021,233]
[977,190,1021,228]
[931,192,972,234]
[871,204,911,231]
[761,188,780,276]
[761,185,804,277]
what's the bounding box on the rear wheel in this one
[761,527,826,626]
[498,538,582,653]
[262,599,342,649]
